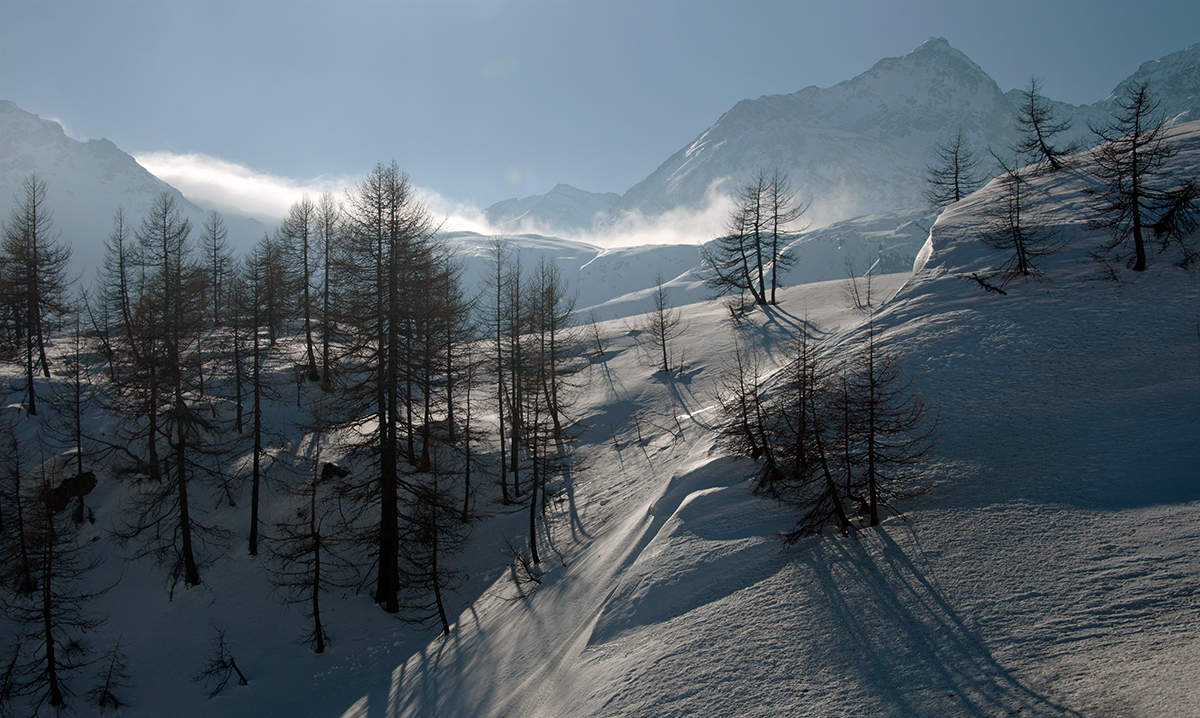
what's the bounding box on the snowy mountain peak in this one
[611,37,1013,229]
[909,35,977,64]
[1098,42,1200,125]
[482,182,620,236]
[915,35,953,51]
[1,100,266,282]
[607,39,1200,237]
[863,35,987,79]
[1,98,64,133]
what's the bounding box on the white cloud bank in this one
[133,151,357,222]
[132,152,804,250]
[133,150,498,234]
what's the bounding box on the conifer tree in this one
[109,192,229,591]
[331,162,459,613]
[978,169,1067,280]
[922,129,984,210]
[485,239,514,503]
[86,638,131,713]
[1,174,73,417]
[279,196,320,380]
[200,210,233,325]
[641,274,686,375]
[266,412,356,653]
[0,422,36,596]
[846,319,936,526]
[0,469,105,714]
[766,168,805,304]
[315,193,342,389]
[43,313,100,524]
[1014,75,1079,172]
[399,443,467,635]
[1087,81,1195,271]
[702,174,768,307]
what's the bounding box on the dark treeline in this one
[0,161,587,712]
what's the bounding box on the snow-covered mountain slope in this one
[612,38,1014,224]
[0,101,266,282]
[1097,42,1200,126]
[482,183,620,237]
[447,208,930,322]
[1,122,1196,718]
[493,39,1199,240]
[344,123,1200,718]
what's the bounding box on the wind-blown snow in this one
[354,121,1200,718]
[2,61,1199,718]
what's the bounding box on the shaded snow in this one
[2,110,1199,718]
[359,122,1200,718]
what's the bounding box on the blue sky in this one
[1,0,1197,220]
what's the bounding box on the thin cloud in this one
[130,153,841,250]
[592,191,736,248]
[474,180,739,248]
[459,176,856,250]
[44,115,86,142]
[133,151,354,221]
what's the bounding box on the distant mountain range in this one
[485,38,1199,236]
[0,100,267,284]
[447,207,932,321]
[483,184,622,236]
[2,38,1196,316]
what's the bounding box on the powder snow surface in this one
[373,124,1200,718]
[4,124,1198,718]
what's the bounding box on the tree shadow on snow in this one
[803,526,1084,717]
[747,304,819,349]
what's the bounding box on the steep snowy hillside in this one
[344,124,1200,717]
[0,101,266,281]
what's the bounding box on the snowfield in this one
[3,120,1198,718]
[370,122,1200,718]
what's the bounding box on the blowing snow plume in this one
[133,151,354,223]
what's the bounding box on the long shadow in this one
[560,458,590,542]
[757,302,809,332]
[748,303,819,348]
[656,367,718,434]
[380,606,496,718]
[803,527,1084,717]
